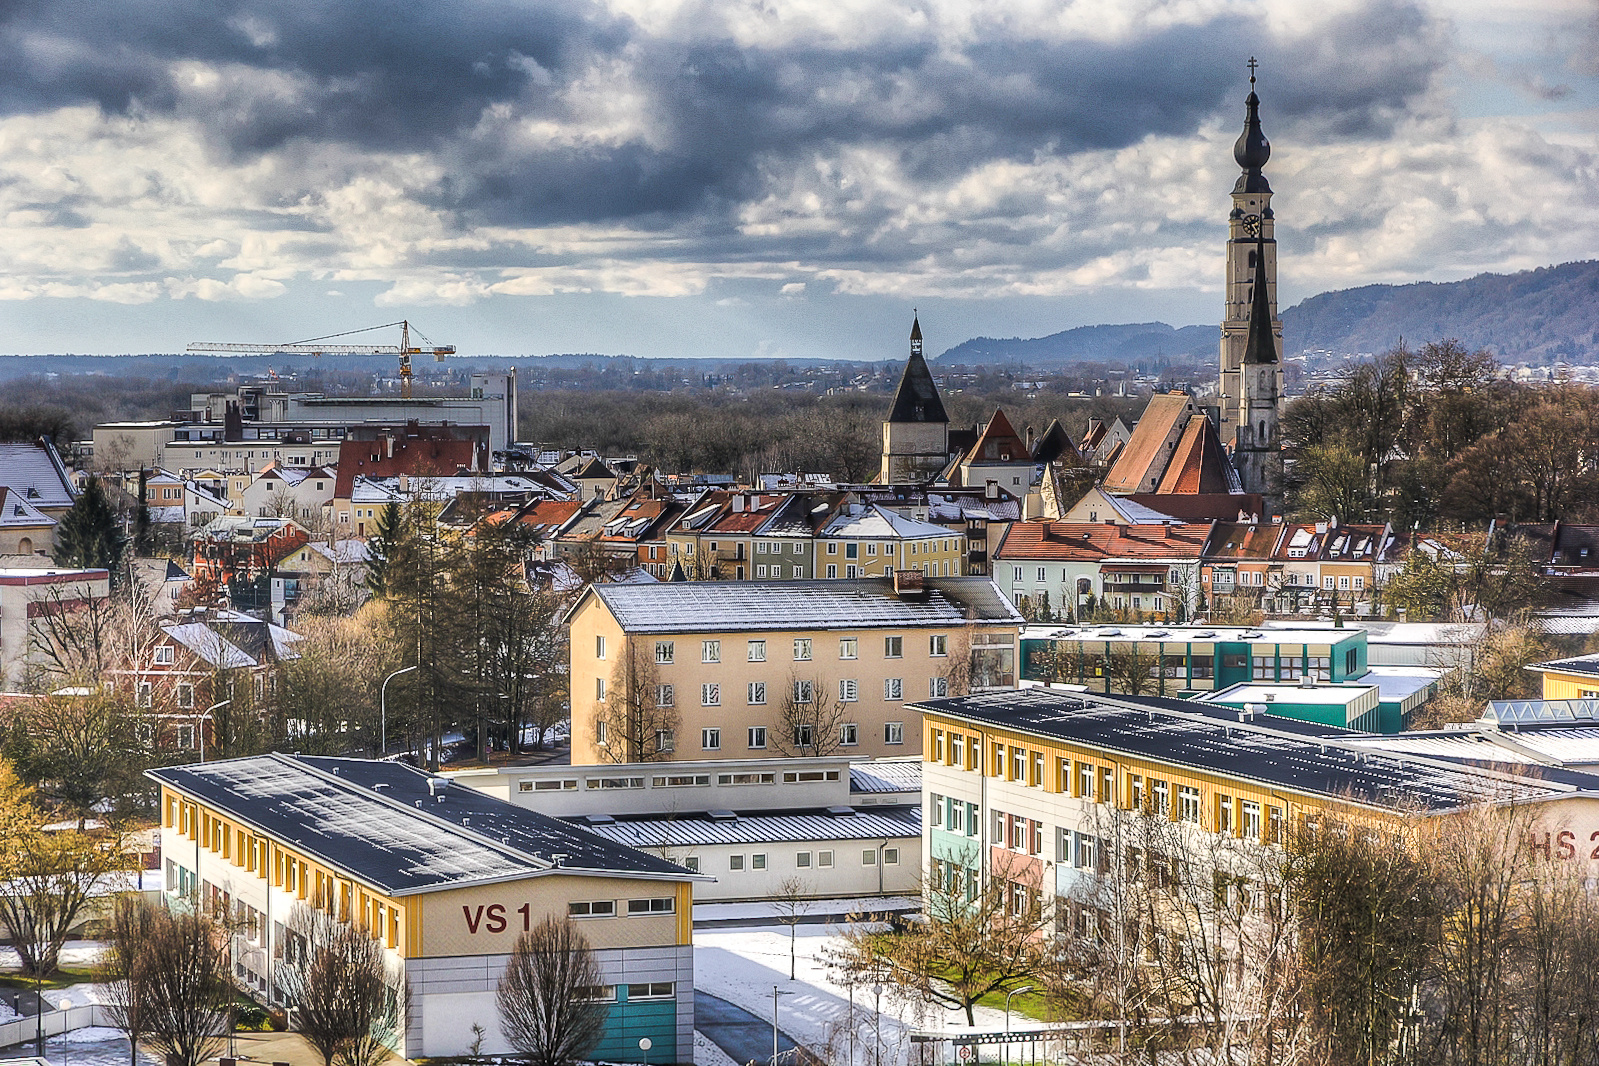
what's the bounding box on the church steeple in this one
[1217,57,1282,469]
[879,313,951,483]
[1242,235,1277,365]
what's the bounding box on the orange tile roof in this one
[964,408,1029,465]
[1103,392,1195,494]
[1155,416,1240,495]
[997,521,1212,562]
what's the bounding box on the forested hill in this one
[1281,260,1599,363]
[937,322,1216,366]
[937,260,1599,366]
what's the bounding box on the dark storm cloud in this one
[0,0,1448,229]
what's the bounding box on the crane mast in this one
[187,319,456,399]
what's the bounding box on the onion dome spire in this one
[1233,58,1272,194]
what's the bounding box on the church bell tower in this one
[1218,60,1284,453]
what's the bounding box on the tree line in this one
[1284,339,1599,527]
[832,799,1599,1066]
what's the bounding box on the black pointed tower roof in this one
[887,314,948,424]
[1243,236,1277,365]
[1233,61,1272,195]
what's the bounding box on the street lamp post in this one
[200,699,230,763]
[381,665,418,756]
[1003,985,1034,1066]
[872,984,884,1066]
[772,985,793,1066]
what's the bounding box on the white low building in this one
[446,757,922,902]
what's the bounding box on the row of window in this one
[633,677,942,710]
[1212,571,1366,590]
[596,723,907,751]
[567,896,676,918]
[681,848,899,874]
[638,635,950,665]
[930,747,1284,841]
[577,982,676,1002]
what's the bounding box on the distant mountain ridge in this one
[937,260,1599,367]
[938,322,1216,366]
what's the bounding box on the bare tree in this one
[1103,642,1159,696]
[773,672,849,757]
[772,875,814,980]
[100,895,160,1066]
[496,917,608,1066]
[276,905,408,1066]
[837,846,1049,1026]
[593,638,679,763]
[135,903,233,1066]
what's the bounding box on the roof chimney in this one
[731,495,744,513]
[1041,521,1054,541]
[985,480,998,500]
[892,569,925,598]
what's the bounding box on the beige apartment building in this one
[566,575,1024,766]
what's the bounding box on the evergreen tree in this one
[132,469,151,556]
[364,500,403,598]
[53,477,125,573]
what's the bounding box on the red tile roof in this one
[964,409,1029,465]
[1155,416,1240,495]
[333,429,483,498]
[997,521,1212,562]
[1103,392,1195,494]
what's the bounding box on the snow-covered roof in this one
[581,577,1021,634]
[848,760,922,795]
[148,755,695,896]
[574,804,919,849]
[821,503,951,541]
[0,487,55,528]
[0,440,76,510]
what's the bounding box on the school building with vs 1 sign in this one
[148,754,703,1062]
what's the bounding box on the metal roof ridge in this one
[917,693,1574,810]
[295,756,704,883]
[148,755,410,896]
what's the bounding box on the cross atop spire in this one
[1248,56,1258,85]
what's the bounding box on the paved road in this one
[696,990,798,1066]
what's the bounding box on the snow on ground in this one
[693,896,918,924]
[694,923,1017,1066]
[0,1000,15,1023]
[0,942,109,974]
[693,1030,740,1066]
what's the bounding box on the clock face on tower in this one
[1241,213,1261,238]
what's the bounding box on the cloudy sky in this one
[0,0,1594,361]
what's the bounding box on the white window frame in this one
[702,728,721,750]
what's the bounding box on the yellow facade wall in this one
[1541,671,1599,700]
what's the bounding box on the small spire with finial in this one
[1233,58,1271,192]
[910,310,922,357]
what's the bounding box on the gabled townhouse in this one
[0,486,56,557]
[331,423,486,537]
[1273,522,1398,613]
[995,521,1213,621]
[143,470,230,539]
[952,408,1036,494]
[192,516,312,586]
[816,502,964,579]
[1200,521,1284,604]
[663,490,808,580]
[234,464,337,523]
[0,439,77,554]
[110,607,301,751]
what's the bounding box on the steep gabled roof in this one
[886,353,948,424]
[0,439,77,511]
[1031,419,1081,466]
[964,409,1029,465]
[1155,415,1244,494]
[1102,393,1195,494]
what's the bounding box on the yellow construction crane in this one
[187,320,456,399]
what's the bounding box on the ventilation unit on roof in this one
[707,809,739,822]
[825,805,857,818]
